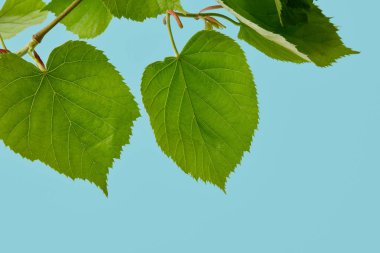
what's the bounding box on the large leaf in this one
[141,31,258,190]
[102,0,182,21]
[45,0,112,39]
[0,0,48,39]
[217,0,358,66]
[0,41,140,194]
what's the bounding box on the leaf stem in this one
[0,34,7,50]
[166,13,180,58]
[28,50,47,72]
[17,0,82,57]
[176,12,241,26]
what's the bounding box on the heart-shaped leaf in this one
[141,31,258,190]
[0,41,140,195]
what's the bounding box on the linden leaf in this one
[102,0,182,21]
[0,0,48,39]
[45,0,112,39]
[0,41,140,195]
[217,0,358,66]
[141,31,258,190]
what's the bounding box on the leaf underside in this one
[141,31,259,190]
[0,41,140,195]
[0,0,48,39]
[217,0,358,66]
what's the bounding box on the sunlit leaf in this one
[0,0,48,39]
[45,0,112,39]
[141,31,258,190]
[0,41,140,194]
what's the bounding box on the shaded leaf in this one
[217,0,358,66]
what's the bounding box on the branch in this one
[0,34,7,50]
[17,0,82,57]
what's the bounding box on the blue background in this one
[1,0,378,252]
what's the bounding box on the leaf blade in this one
[217,0,358,66]
[0,0,48,39]
[0,41,140,194]
[141,31,259,190]
[45,0,112,38]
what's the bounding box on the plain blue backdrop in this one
[0,0,378,252]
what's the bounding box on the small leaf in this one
[0,0,48,39]
[102,0,182,21]
[141,31,258,190]
[217,0,358,66]
[274,0,283,26]
[45,0,112,39]
[0,41,140,195]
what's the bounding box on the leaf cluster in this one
[0,0,357,195]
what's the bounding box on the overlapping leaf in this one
[0,41,140,194]
[0,0,48,39]
[141,31,258,190]
[102,0,182,21]
[45,0,112,39]
[217,0,358,66]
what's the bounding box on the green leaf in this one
[45,0,112,39]
[141,31,258,190]
[217,0,358,66]
[0,41,140,195]
[0,0,48,39]
[102,0,182,21]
